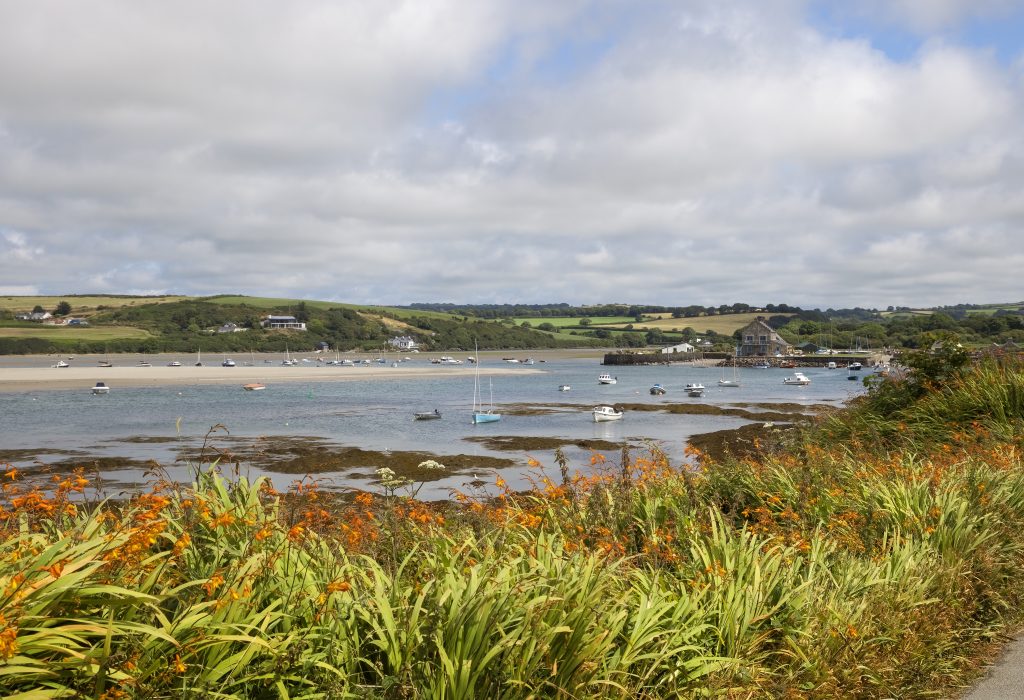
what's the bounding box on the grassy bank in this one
[1,355,1023,698]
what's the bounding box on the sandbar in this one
[0,364,543,393]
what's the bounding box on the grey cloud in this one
[0,0,1021,309]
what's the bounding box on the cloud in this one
[843,0,1021,32]
[0,0,1021,309]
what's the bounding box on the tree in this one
[32,305,44,313]
[579,318,592,327]
[54,300,72,316]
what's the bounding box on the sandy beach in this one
[0,363,544,393]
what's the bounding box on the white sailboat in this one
[472,342,500,424]
[195,348,203,367]
[719,348,741,387]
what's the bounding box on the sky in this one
[1,0,1023,310]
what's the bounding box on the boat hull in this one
[472,413,501,424]
[592,405,623,422]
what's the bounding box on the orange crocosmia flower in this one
[326,580,351,594]
[173,654,187,673]
[527,457,540,468]
[203,574,225,596]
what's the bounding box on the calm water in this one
[0,357,866,497]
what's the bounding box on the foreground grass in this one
[2,356,1023,698]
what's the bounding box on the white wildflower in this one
[417,460,446,471]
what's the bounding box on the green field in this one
[0,295,188,314]
[0,326,152,342]
[963,303,1024,316]
[511,316,637,328]
[603,312,796,336]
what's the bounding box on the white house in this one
[17,311,52,322]
[261,315,306,331]
[661,342,695,354]
[216,322,247,334]
[388,335,419,350]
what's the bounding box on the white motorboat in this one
[242,383,265,391]
[91,381,110,395]
[685,383,705,397]
[598,373,617,384]
[167,361,182,367]
[592,405,623,422]
[558,385,571,392]
[53,360,70,368]
[650,384,666,395]
[222,358,236,367]
[849,362,863,371]
[783,372,811,385]
[826,361,837,369]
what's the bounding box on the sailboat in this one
[195,348,203,367]
[719,348,741,387]
[282,346,296,366]
[472,342,500,424]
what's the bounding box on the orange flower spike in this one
[326,580,352,594]
[203,574,225,596]
[173,654,187,673]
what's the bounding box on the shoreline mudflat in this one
[0,364,543,393]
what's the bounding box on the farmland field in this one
[0,295,188,313]
[603,311,796,335]
[0,326,152,342]
[511,316,636,328]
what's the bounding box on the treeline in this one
[770,310,1024,350]
[406,302,805,319]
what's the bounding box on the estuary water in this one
[0,356,866,498]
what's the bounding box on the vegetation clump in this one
[1,355,1024,697]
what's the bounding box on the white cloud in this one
[0,0,1021,308]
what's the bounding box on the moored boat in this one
[592,405,623,422]
[598,373,617,384]
[783,372,811,385]
[650,384,666,395]
[472,342,501,424]
[91,381,110,395]
[242,383,265,391]
[685,383,705,397]
[415,409,442,420]
[558,385,571,392]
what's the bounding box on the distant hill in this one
[0,295,609,354]
[0,294,1021,355]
